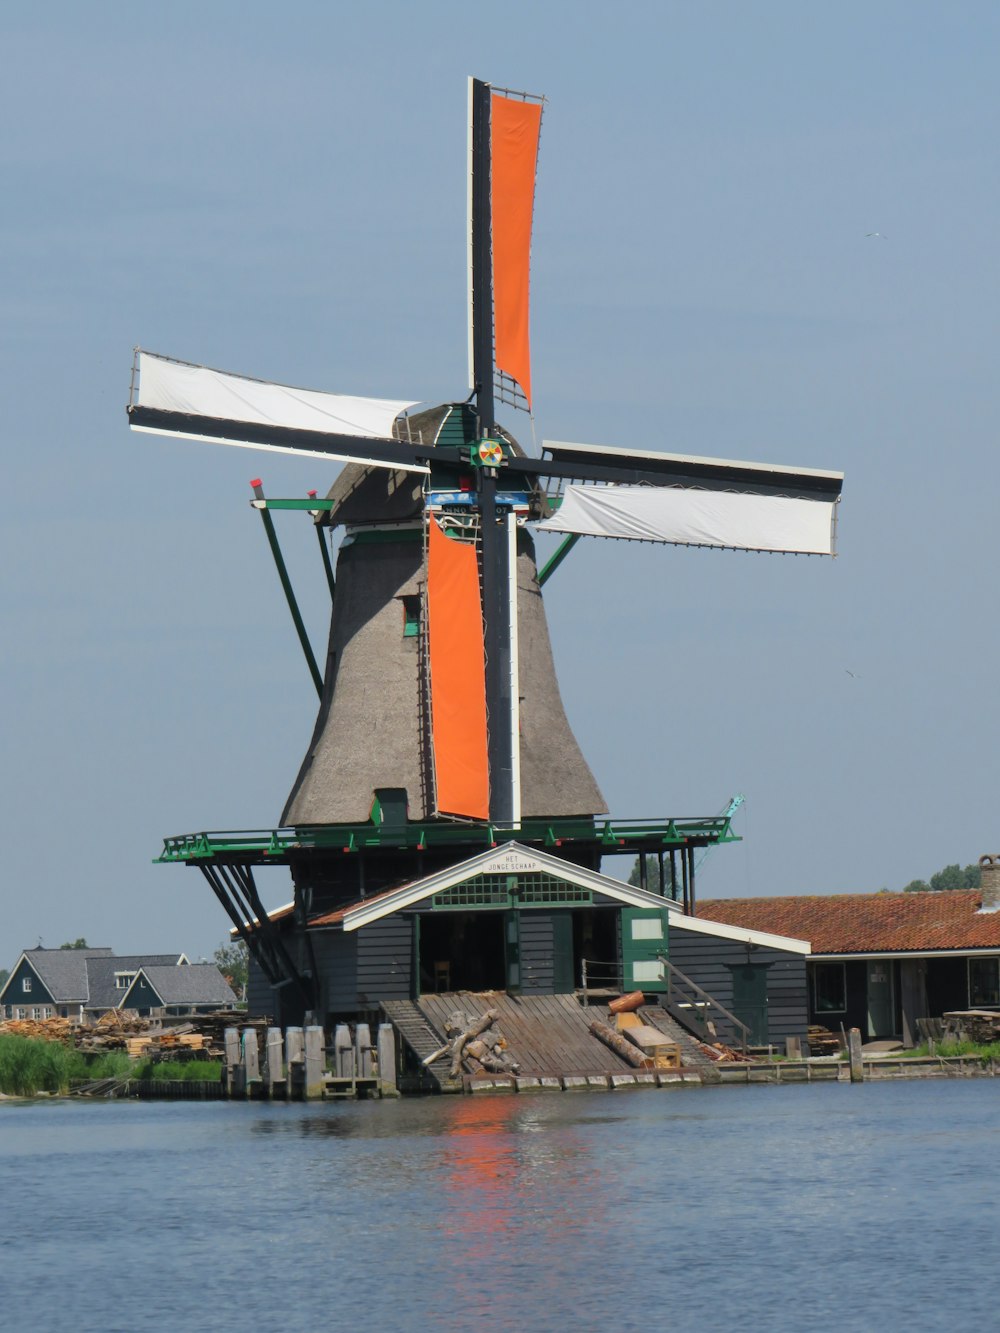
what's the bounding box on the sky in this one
[2,1,999,961]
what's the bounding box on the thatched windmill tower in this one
[131,80,843,1021]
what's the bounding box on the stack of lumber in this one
[0,1017,74,1043]
[697,1041,751,1063]
[943,1011,1000,1044]
[808,1025,842,1056]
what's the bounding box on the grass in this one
[0,1036,221,1096]
[903,1039,1000,1064]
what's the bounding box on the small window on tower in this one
[402,596,421,637]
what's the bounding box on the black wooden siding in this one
[520,913,555,994]
[246,956,277,1021]
[668,925,809,1045]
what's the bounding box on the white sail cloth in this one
[538,484,837,556]
[135,352,419,441]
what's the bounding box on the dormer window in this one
[115,973,136,990]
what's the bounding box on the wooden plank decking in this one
[412,992,709,1084]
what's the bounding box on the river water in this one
[2,1080,997,1332]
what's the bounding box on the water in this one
[2,1081,997,1332]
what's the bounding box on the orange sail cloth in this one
[427,519,489,819]
[491,93,542,408]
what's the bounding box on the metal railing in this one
[657,955,750,1054]
[578,958,623,1000]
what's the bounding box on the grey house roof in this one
[85,954,184,1011]
[124,964,237,1008]
[0,949,189,1010]
[0,948,113,1005]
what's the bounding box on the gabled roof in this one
[698,891,1000,955]
[122,964,237,1007]
[85,954,186,1011]
[0,948,112,1005]
[313,841,691,933]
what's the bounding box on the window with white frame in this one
[813,962,847,1014]
[114,973,136,989]
[22,976,31,993]
[968,957,1000,1008]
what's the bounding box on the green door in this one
[550,911,575,994]
[620,908,668,992]
[729,963,770,1046]
[504,911,521,994]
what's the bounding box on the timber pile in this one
[423,1008,521,1078]
[0,1017,74,1043]
[696,1041,751,1064]
[943,1011,1000,1045]
[808,1025,842,1056]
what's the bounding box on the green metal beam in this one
[537,532,582,587]
[251,497,337,511]
[251,481,323,698]
[155,813,741,865]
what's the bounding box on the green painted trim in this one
[253,498,337,510]
[537,533,582,587]
[253,490,323,698]
[155,814,740,865]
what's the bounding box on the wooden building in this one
[242,841,812,1042]
[698,888,1000,1045]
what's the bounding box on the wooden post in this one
[785,1036,802,1060]
[334,1024,355,1078]
[264,1027,284,1097]
[355,1023,373,1079]
[285,1026,304,1099]
[377,1024,399,1097]
[224,1027,241,1097]
[848,1027,864,1083]
[304,1025,325,1099]
[242,1027,260,1097]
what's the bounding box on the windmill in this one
[130,80,843,1014]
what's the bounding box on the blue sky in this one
[2,2,998,959]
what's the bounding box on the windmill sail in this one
[427,518,490,820]
[468,81,543,415]
[539,484,839,555]
[490,92,543,408]
[129,351,426,472]
[534,440,843,556]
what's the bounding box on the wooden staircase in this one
[379,999,455,1091]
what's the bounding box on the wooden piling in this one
[355,1023,373,1079]
[304,1025,325,1099]
[848,1027,864,1083]
[264,1028,284,1096]
[224,1028,241,1096]
[242,1027,261,1097]
[377,1024,399,1097]
[334,1024,355,1078]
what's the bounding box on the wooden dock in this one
[382,992,711,1093]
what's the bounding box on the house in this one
[697,881,1000,1045]
[0,948,234,1022]
[120,964,237,1016]
[242,840,813,1048]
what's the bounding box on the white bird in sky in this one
[865,231,887,239]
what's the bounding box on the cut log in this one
[589,1019,649,1068]
[450,1008,501,1078]
[608,991,645,1015]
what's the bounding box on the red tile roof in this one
[697,891,1000,954]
